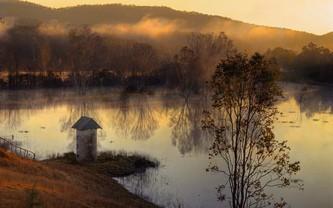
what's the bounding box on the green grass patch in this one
[46,151,159,177]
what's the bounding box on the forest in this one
[0,23,234,91]
[0,22,333,91]
[266,43,333,84]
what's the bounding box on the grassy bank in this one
[0,148,159,208]
[47,151,159,177]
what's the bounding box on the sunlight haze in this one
[25,0,333,35]
[2,1,333,208]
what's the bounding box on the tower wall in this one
[76,129,97,162]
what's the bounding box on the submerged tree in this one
[203,53,302,208]
[173,32,235,97]
[68,27,107,93]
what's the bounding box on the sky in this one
[25,0,333,35]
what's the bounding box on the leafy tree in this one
[292,42,333,82]
[265,47,296,71]
[203,53,302,208]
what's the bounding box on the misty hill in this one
[0,0,332,52]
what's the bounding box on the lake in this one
[0,83,333,207]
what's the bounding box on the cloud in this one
[92,16,188,38]
[38,20,68,36]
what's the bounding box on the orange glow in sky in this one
[26,0,333,35]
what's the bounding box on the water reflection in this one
[129,94,158,141]
[1,84,332,154]
[0,90,47,129]
[111,93,159,141]
[292,84,333,118]
[112,92,132,138]
[0,84,332,207]
[59,99,101,150]
[168,96,210,155]
[116,169,186,208]
[0,89,212,155]
[0,108,25,129]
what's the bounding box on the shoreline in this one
[44,151,159,177]
[0,149,160,208]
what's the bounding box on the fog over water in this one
[0,83,333,207]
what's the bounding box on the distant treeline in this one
[0,24,233,92]
[266,43,333,84]
[1,23,332,91]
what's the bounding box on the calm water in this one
[1,83,333,207]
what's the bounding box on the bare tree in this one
[203,53,302,208]
[174,46,201,97]
[68,27,106,93]
[126,42,158,91]
[187,32,235,81]
[174,32,235,97]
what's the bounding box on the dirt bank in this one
[0,149,158,208]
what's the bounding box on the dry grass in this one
[0,148,158,208]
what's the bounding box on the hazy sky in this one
[26,0,333,35]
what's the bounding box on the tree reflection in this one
[169,95,211,155]
[112,92,132,138]
[0,89,212,157]
[0,89,63,130]
[131,95,158,140]
[112,91,213,154]
[59,96,103,150]
[0,108,24,129]
[59,101,99,133]
[112,92,158,141]
[292,85,333,118]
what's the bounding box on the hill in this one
[0,1,332,52]
[0,148,157,208]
